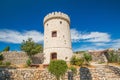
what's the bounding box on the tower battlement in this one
[43,12,70,25]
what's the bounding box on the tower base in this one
[43,48,73,64]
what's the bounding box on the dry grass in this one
[108,63,120,67]
[67,63,96,69]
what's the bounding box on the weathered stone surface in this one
[88,50,108,63]
[0,65,120,80]
[0,69,56,80]
[2,51,43,64]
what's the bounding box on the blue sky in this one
[0,0,120,51]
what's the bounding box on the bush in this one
[3,46,10,51]
[117,56,120,64]
[69,66,77,75]
[48,60,68,80]
[0,61,3,65]
[0,53,4,61]
[5,62,11,66]
[70,56,84,66]
[26,59,32,66]
[70,56,76,65]
[107,52,119,63]
[75,58,84,66]
[83,53,92,63]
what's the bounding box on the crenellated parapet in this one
[43,12,70,25]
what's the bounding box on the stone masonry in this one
[2,51,43,64]
[0,65,120,80]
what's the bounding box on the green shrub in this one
[70,56,76,65]
[26,58,32,66]
[69,66,77,75]
[3,46,10,51]
[0,61,3,65]
[83,53,92,63]
[70,56,84,66]
[5,62,11,66]
[48,60,68,80]
[75,58,84,66]
[112,54,118,62]
[0,53,4,61]
[107,52,119,63]
[118,57,120,64]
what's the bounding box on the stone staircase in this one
[91,65,120,80]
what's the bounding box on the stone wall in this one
[80,66,120,80]
[91,53,107,63]
[0,65,120,80]
[0,69,56,80]
[88,50,108,63]
[2,51,43,64]
[74,50,108,63]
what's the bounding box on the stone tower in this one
[43,12,73,64]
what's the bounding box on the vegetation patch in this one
[48,60,68,80]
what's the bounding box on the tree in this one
[48,60,68,80]
[3,46,10,51]
[20,38,43,57]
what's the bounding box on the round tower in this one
[43,12,73,64]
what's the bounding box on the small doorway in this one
[51,53,57,60]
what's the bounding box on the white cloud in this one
[0,29,44,44]
[83,32,111,42]
[70,29,81,42]
[70,28,120,51]
[74,39,120,51]
[93,43,107,46]
[111,39,120,49]
[1,28,120,51]
[71,29,111,43]
[74,45,104,51]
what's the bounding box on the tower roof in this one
[43,12,70,25]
